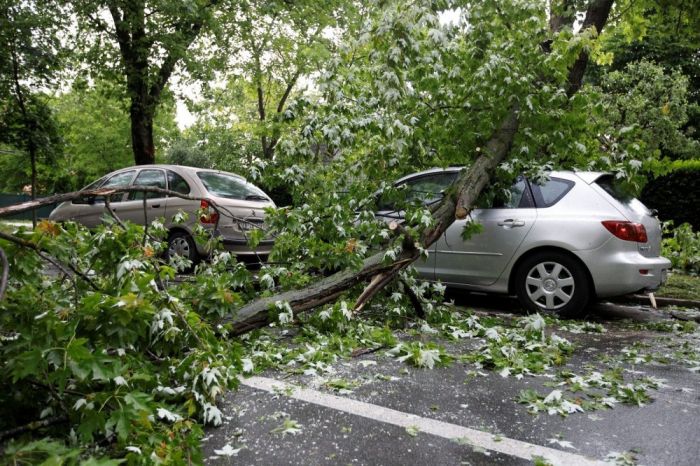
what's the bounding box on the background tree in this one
[72,0,223,165]
[52,80,178,191]
[0,0,66,224]
[592,0,700,158]
[169,0,361,203]
[593,60,698,161]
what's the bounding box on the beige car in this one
[49,164,275,263]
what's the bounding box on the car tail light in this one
[601,220,648,243]
[199,200,219,224]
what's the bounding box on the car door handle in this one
[497,219,525,228]
[151,204,161,208]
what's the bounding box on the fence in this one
[0,193,56,220]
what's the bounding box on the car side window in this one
[530,177,574,208]
[128,169,166,200]
[379,172,458,211]
[491,178,534,209]
[98,170,136,203]
[406,173,458,204]
[167,170,191,195]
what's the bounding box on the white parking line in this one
[240,376,605,466]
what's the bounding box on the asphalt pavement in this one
[203,296,700,465]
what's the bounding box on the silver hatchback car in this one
[49,164,275,263]
[377,168,671,317]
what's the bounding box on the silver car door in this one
[117,169,168,225]
[434,178,537,286]
[79,170,136,228]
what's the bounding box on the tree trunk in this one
[9,43,39,227]
[566,0,614,96]
[130,102,155,165]
[109,1,209,166]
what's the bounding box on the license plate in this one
[239,221,264,231]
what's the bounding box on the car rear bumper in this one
[574,246,671,297]
[193,229,274,260]
[219,237,274,257]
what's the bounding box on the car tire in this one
[514,251,590,318]
[166,231,198,268]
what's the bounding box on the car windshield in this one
[197,172,269,201]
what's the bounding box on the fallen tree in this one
[226,0,615,332]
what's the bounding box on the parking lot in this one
[202,297,700,465]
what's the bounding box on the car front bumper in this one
[574,242,671,298]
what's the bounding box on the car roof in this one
[108,164,246,180]
[394,167,607,185]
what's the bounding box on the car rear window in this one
[594,174,651,216]
[530,177,574,208]
[595,175,635,204]
[197,172,269,201]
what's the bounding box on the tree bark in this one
[0,186,226,219]
[130,105,156,165]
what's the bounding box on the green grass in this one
[656,273,700,301]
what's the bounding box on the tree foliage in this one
[0,0,67,203]
[1,220,243,463]
[594,60,699,160]
[594,0,700,153]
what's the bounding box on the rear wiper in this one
[245,195,269,201]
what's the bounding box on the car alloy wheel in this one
[515,251,589,318]
[166,231,198,266]
[525,262,575,310]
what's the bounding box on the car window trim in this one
[520,178,536,208]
